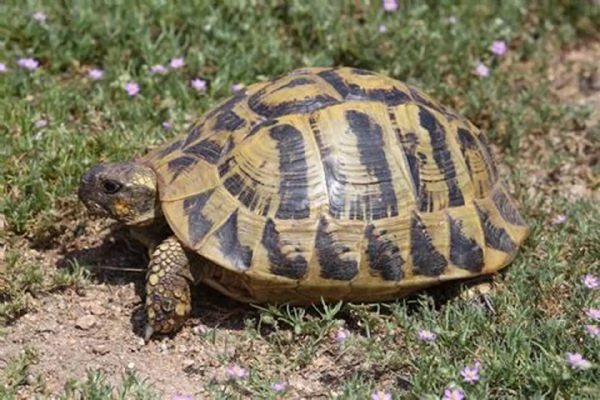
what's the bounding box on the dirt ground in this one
[1,43,599,399]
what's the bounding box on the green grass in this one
[1,0,600,398]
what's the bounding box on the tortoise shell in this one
[141,66,530,304]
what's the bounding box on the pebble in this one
[25,374,37,386]
[88,303,106,316]
[567,184,590,200]
[92,345,109,355]
[75,315,97,330]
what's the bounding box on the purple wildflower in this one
[460,361,481,384]
[0,63,7,73]
[378,25,387,33]
[442,387,465,400]
[226,365,247,380]
[335,328,350,343]
[416,329,437,342]
[371,390,392,400]
[271,382,286,392]
[490,40,508,56]
[125,82,140,97]
[447,16,458,25]
[190,78,207,92]
[585,324,600,337]
[475,62,489,77]
[34,119,48,129]
[162,121,172,131]
[586,308,600,320]
[32,12,47,23]
[551,214,567,224]
[17,58,39,70]
[231,83,244,93]
[382,0,398,12]
[171,395,193,400]
[88,68,104,80]
[567,352,592,370]
[169,57,185,69]
[193,324,208,335]
[582,274,599,289]
[150,64,168,74]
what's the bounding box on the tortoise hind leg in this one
[144,236,194,341]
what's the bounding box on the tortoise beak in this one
[78,166,108,216]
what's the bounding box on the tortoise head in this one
[78,162,160,226]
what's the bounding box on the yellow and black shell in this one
[142,67,530,304]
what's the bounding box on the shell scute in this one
[364,224,405,282]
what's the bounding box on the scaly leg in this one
[144,236,194,341]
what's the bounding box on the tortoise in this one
[78,66,530,340]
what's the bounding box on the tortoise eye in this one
[102,179,122,195]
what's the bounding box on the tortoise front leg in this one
[144,236,194,341]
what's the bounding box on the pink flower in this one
[0,63,7,73]
[226,365,247,380]
[442,387,465,400]
[271,382,286,392]
[551,214,567,224]
[382,0,398,12]
[416,329,437,342]
[566,352,592,370]
[169,57,185,69]
[162,121,172,131]
[585,324,600,337]
[190,78,207,92]
[378,25,387,33]
[150,64,168,74]
[475,62,489,77]
[490,40,508,56]
[447,16,458,25]
[582,274,599,289]
[17,58,39,70]
[460,361,481,384]
[32,12,47,22]
[335,328,350,343]
[231,83,244,93]
[34,119,48,129]
[586,308,600,320]
[371,390,392,400]
[125,82,140,96]
[88,68,104,80]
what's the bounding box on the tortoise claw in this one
[143,324,154,343]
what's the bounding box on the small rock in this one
[567,184,590,200]
[25,374,37,386]
[159,342,168,352]
[182,359,195,369]
[110,305,122,314]
[89,303,106,316]
[127,362,135,370]
[75,315,97,330]
[92,345,109,355]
